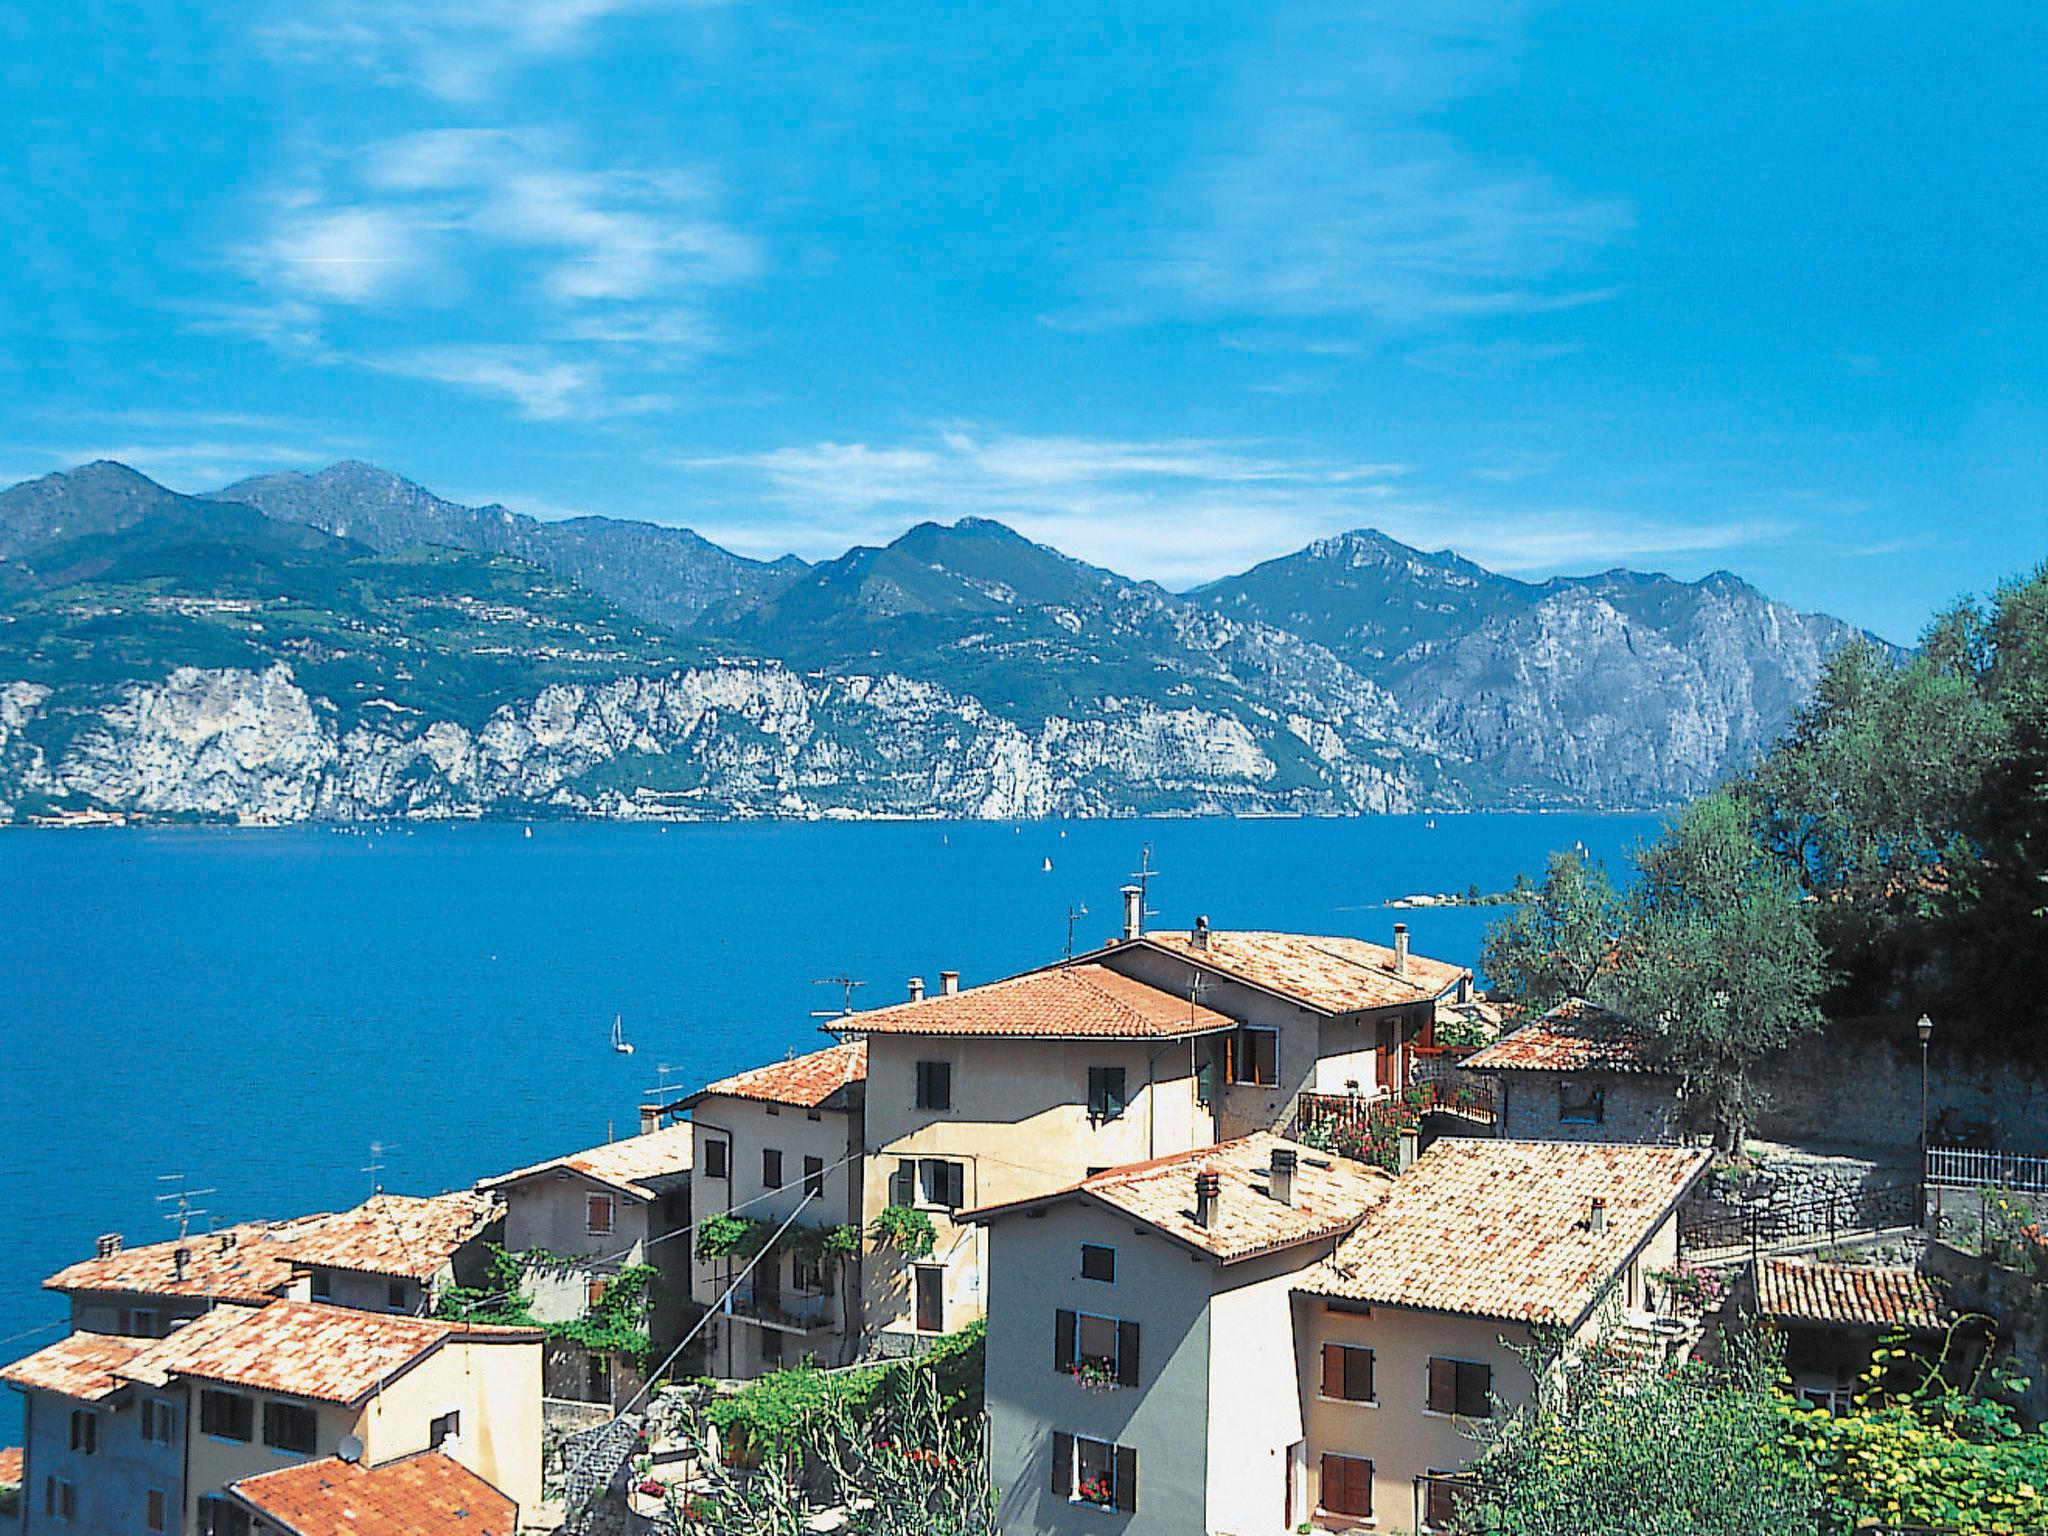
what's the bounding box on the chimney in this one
[1121,885,1144,942]
[1588,1197,1608,1235]
[939,971,960,997]
[172,1247,191,1282]
[218,1231,236,1253]
[1457,972,1473,1005]
[1193,1171,1221,1229]
[1398,1127,1419,1173]
[908,976,926,1003]
[1192,915,1210,951]
[1393,923,1410,977]
[1269,1147,1297,1205]
[94,1233,123,1259]
[639,1104,662,1136]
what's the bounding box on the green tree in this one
[1458,1334,1819,1536]
[1604,789,1828,1149]
[1479,850,1624,1013]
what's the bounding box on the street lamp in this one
[1917,1013,1934,1230]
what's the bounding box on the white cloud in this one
[370,347,615,420]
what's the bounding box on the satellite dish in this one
[337,1434,365,1464]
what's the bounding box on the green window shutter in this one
[1051,1431,1073,1496]
[1114,1444,1137,1513]
[892,1159,916,1206]
[1054,1309,1077,1373]
[1116,1320,1140,1387]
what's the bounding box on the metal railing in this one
[1294,1080,1497,1146]
[1926,1145,2048,1194]
[1678,1181,1920,1257]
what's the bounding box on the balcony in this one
[1292,1081,1497,1168]
[727,1288,835,1334]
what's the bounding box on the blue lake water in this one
[0,812,1659,1439]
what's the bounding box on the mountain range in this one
[0,460,1880,823]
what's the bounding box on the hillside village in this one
[7,888,2045,1536]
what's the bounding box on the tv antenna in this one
[363,1141,398,1196]
[1186,969,1210,1024]
[811,975,866,1026]
[1130,845,1160,929]
[1064,903,1090,964]
[644,1062,681,1109]
[156,1174,217,1243]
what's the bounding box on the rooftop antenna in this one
[1064,903,1090,965]
[363,1141,397,1197]
[155,1174,217,1243]
[644,1062,680,1105]
[811,975,866,1028]
[1186,969,1209,1025]
[1130,844,1160,931]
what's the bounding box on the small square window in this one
[915,1060,952,1112]
[387,1278,408,1312]
[1559,1079,1605,1124]
[1423,1471,1477,1531]
[200,1389,254,1443]
[46,1477,76,1523]
[147,1489,169,1533]
[1080,1244,1115,1283]
[1321,1343,1375,1403]
[703,1140,729,1180]
[803,1154,825,1199]
[1086,1066,1128,1122]
[431,1409,461,1448]
[69,1409,97,1455]
[918,1158,965,1210]
[1225,1027,1279,1087]
[264,1400,319,1455]
[310,1268,332,1301]
[587,1193,615,1235]
[763,1148,783,1188]
[1320,1453,1373,1518]
[1427,1356,1493,1418]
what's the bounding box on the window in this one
[264,1400,319,1455]
[68,1409,97,1454]
[387,1278,409,1311]
[1053,1309,1140,1387]
[431,1409,461,1448]
[587,1193,615,1234]
[806,1107,823,1122]
[199,1496,252,1536]
[763,1148,784,1188]
[45,1477,76,1523]
[1086,1066,1128,1122]
[142,1398,177,1444]
[1224,1026,1279,1087]
[793,1254,827,1294]
[914,1266,945,1333]
[147,1489,169,1533]
[1051,1432,1135,1513]
[919,1158,966,1210]
[915,1060,952,1111]
[1321,1343,1375,1403]
[759,1328,784,1367]
[764,1102,781,1116]
[803,1154,825,1199]
[1427,1357,1493,1418]
[1423,1471,1476,1531]
[1080,1243,1115,1283]
[122,1306,159,1336]
[310,1268,333,1301]
[703,1138,729,1180]
[1559,1079,1605,1124]
[200,1388,255,1442]
[1319,1454,1373,1518]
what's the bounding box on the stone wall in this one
[1754,1025,2048,1155]
[1924,1240,2048,1429]
[1493,1070,1685,1145]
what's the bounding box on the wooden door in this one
[914,1265,943,1332]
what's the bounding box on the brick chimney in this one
[94,1233,122,1260]
[1269,1147,1296,1205]
[939,971,960,997]
[1193,915,1211,951]
[1194,1170,1221,1228]
[1121,885,1144,941]
[1393,923,1410,976]
[908,976,926,1003]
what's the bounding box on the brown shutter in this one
[1355,1347,1374,1403]
[1054,1309,1077,1373]
[1051,1431,1073,1496]
[1116,1320,1140,1387]
[1224,1029,1237,1084]
[1114,1444,1137,1513]
[1428,1357,1455,1414]
[1321,1343,1343,1398]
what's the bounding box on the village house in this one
[1463,998,1684,1144]
[676,1039,867,1378]
[476,1118,693,1403]
[263,1192,502,1317]
[1751,1258,1948,1413]
[43,1217,338,1338]
[1,1300,540,1536]
[973,1134,1711,1536]
[226,1448,519,1536]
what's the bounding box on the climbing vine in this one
[696,1214,774,1261]
[434,1245,657,1367]
[868,1205,936,1259]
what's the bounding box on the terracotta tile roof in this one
[0,1447,21,1487]
[1129,930,1469,1014]
[116,1305,264,1389]
[839,963,1233,1039]
[1463,999,1662,1074]
[479,1122,694,1201]
[230,1450,517,1536]
[266,1192,502,1282]
[0,1332,150,1402]
[44,1215,339,1304]
[1756,1260,1946,1331]
[1302,1139,1712,1326]
[689,1039,867,1109]
[118,1301,538,1406]
[968,1133,1394,1263]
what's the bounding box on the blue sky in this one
[3,1,2043,642]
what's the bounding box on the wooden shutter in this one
[1428,1357,1456,1414]
[1054,1309,1077,1373]
[1051,1431,1073,1495]
[1349,1347,1374,1402]
[892,1159,916,1206]
[1321,1343,1344,1398]
[1116,1320,1141,1386]
[1114,1444,1138,1513]
[1460,1361,1492,1417]
[1224,1029,1238,1084]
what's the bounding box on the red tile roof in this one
[119,1301,538,1406]
[1756,1260,1946,1331]
[230,1451,517,1536]
[968,1134,1394,1263]
[267,1192,502,1281]
[1462,998,1661,1074]
[479,1122,694,1201]
[0,1332,150,1403]
[689,1039,867,1109]
[44,1215,339,1304]
[1301,1139,1712,1327]
[839,963,1233,1039]
[1126,930,1469,1014]
[0,1447,21,1487]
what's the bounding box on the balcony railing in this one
[729,1289,835,1334]
[1293,1080,1498,1161]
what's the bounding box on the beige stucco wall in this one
[1204,1251,1323,1535]
[861,1032,1215,1337]
[181,1382,363,1531]
[359,1337,543,1511]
